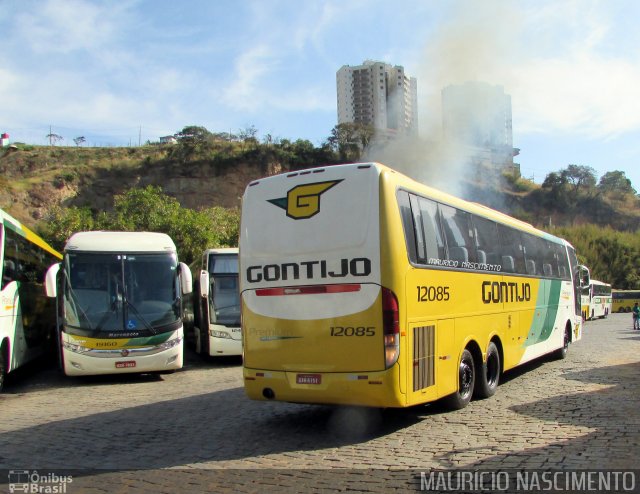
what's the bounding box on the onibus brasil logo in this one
[267,180,342,219]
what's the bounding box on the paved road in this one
[1,314,639,493]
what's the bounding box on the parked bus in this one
[192,248,242,357]
[240,163,588,409]
[44,231,192,376]
[584,280,612,320]
[612,289,640,313]
[0,208,61,391]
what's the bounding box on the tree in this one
[561,164,597,196]
[73,136,86,147]
[326,123,374,161]
[238,125,259,150]
[598,170,637,196]
[171,126,215,162]
[46,133,63,146]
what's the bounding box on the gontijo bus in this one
[585,280,612,320]
[1,208,61,391]
[611,289,640,313]
[44,231,192,376]
[240,163,588,409]
[192,248,242,356]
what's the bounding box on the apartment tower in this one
[336,61,418,136]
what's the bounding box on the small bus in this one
[0,208,61,391]
[240,163,588,409]
[192,248,242,357]
[44,231,192,376]
[612,290,640,313]
[585,280,612,320]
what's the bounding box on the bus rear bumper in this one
[62,346,183,376]
[243,365,404,408]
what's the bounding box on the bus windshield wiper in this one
[123,298,158,335]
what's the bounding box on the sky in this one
[2,0,640,190]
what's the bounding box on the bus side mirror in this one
[200,270,209,298]
[45,263,60,298]
[579,265,590,288]
[179,262,193,295]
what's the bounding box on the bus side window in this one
[408,194,427,263]
[418,197,445,262]
[440,204,476,264]
[472,215,498,269]
[497,224,525,274]
[397,191,419,264]
[525,259,536,275]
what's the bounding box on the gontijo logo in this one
[267,180,342,219]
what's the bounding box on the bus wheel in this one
[554,325,571,360]
[443,349,475,410]
[475,342,500,399]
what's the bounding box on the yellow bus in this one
[240,163,587,409]
[1,208,61,391]
[612,289,640,313]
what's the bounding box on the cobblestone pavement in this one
[0,314,638,493]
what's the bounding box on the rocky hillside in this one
[0,144,284,226]
[2,142,639,234]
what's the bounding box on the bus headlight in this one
[158,336,182,350]
[210,330,232,339]
[62,342,91,354]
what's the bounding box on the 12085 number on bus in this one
[330,326,375,336]
[417,285,450,302]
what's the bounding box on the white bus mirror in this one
[179,262,193,295]
[200,270,209,298]
[579,265,590,288]
[45,263,60,298]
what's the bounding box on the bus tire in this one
[443,349,475,410]
[474,342,500,399]
[554,325,571,360]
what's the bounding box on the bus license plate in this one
[115,361,136,369]
[296,373,321,385]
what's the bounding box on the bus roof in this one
[1,207,62,260]
[64,231,177,254]
[204,248,238,255]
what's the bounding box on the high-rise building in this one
[441,82,515,169]
[336,61,418,136]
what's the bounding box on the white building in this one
[336,61,418,136]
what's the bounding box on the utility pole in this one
[138,126,142,147]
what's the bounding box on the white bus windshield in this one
[207,254,240,326]
[63,253,180,335]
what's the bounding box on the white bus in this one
[1,208,61,391]
[192,248,242,356]
[44,231,192,376]
[586,280,612,320]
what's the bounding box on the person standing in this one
[633,302,640,330]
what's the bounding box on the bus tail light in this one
[382,287,399,368]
